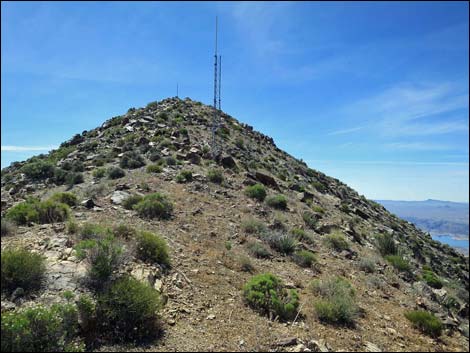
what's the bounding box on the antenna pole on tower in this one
[176,83,179,98]
[212,16,219,158]
[218,56,221,111]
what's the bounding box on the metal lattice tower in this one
[212,17,219,158]
[218,55,221,111]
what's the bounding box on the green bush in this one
[247,242,271,259]
[92,168,106,179]
[385,255,411,273]
[207,168,224,184]
[267,231,298,255]
[65,172,84,186]
[146,164,163,173]
[324,231,350,251]
[84,236,123,285]
[290,228,315,246]
[5,198,70,225]
[358,257,376,273]
[96,276,161,341]
[239,256,255,272]
[112,224,137,240]
[376,233,398,256]
[66,220,79,235]
[1,218,16,237]
[122,194,143,210]
[422,269,443,289]
[292,250,317,268]
[1,303,81,352]
[79,222,111,240]
[311,205,325,214]
[107,166,125,179]
[302,212,318,229]
[136,231,171,267]
[266,194,287,210]
[243,273,299,321]
[134,193,173,219]
[404,310,443,337]
[50,192,78,207]
[241,218,267,235]
[235,137,244,149]
[120,150,146,169]
[1,248,46,294]
[21,160,55,180]
[245,184,267,201]
[311,276,358,325]
[176,170,193,183]
[74,239,98,260]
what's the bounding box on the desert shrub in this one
[120,150,146,169]
[175,170,192,183]
[290,228,315,246]
[146,164,163,173]
[324,231,350,251]
[74,239,98,260]
[66,172,84,186]
[96,276,161,341]
[5,200,40,225]
[266,194,287,210]
[112,224,137,240]
[62,160,84,172]
[1,218,16,237]
[311,276,358,325]
[302,212,318,229]
[134,193,173,219]
[207,168,224,184]
[358,257,376,273]
[243,273,299,321]
[225,241,232,251]
[107,166,125,179]
[79,222,111,240]
[50,192,78,207]
[36,200,70,223]
[404,310,443,337]
[239,256,255,272]
[84,183,108,199]
[122,194,143,210]
[66,220,79,234]
[5,199,70,225]
[247,242,271,259]
[165,156,177,166]
[422,269,443,289]
[21,160,55,180]
[311,205,325,214]
[85,236,123,285]
[385,255,411,273]
[92,168,106,179]
[148,150,162,162]
[266,231,297,255]
[375,233,398,256]
[1,248,46,294]
[136,231,170,267]
[235,137,245,149]
[245,183,267,202]
[241,218,267,235]
[1,303,81,352]
[292,250,317,268]
[76,294,97,345]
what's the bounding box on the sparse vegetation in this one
[243,273,299,321]
[122,194,143,210]
[134,193,173,219]
[120,150,146,169]
[21,160,55,180]
[266,194,287,210]
[385,255,411,273]
[376,233,398,256]
[207,168,224,184]
[146,164,163,173]
[92,167,106,179]
[404,310,443,337]
[292,250,317,268]
[1,218,16,237]
[1,248,46,294]
[50,192,78,207]
[422,269,443,289]
[302,211,318,229]
[107,166,126,180]
[241,218,267,235]
[245,183,267,201]
[176,170,192,183]
[311,276,358,325]
[247,242,271,259]
[358,257,376,273]
[1,303,81,352]
[290,228,315,246]
[266,231,298,255]
[136,231,170,267]
[324,231,350,251]
[5,198,70,225]
[96,276,161,342]
[84,236,123,285]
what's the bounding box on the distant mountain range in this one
[376,199,469,255]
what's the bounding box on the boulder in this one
[110,190,130,205]
[254,171,279,189]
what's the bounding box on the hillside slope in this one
[1,97,468,352]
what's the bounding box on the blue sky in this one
[1,1,469,202]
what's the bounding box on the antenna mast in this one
[218,55,221,111]
[176,83,179,98]
[211,16,219,158]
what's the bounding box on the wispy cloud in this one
[327,126,365,136]
[1,145,57,152]
[384,142,455,151]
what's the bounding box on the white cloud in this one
[1,145,57,152]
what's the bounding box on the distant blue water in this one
[431,234,469,253]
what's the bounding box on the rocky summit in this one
[1,97,468,352]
